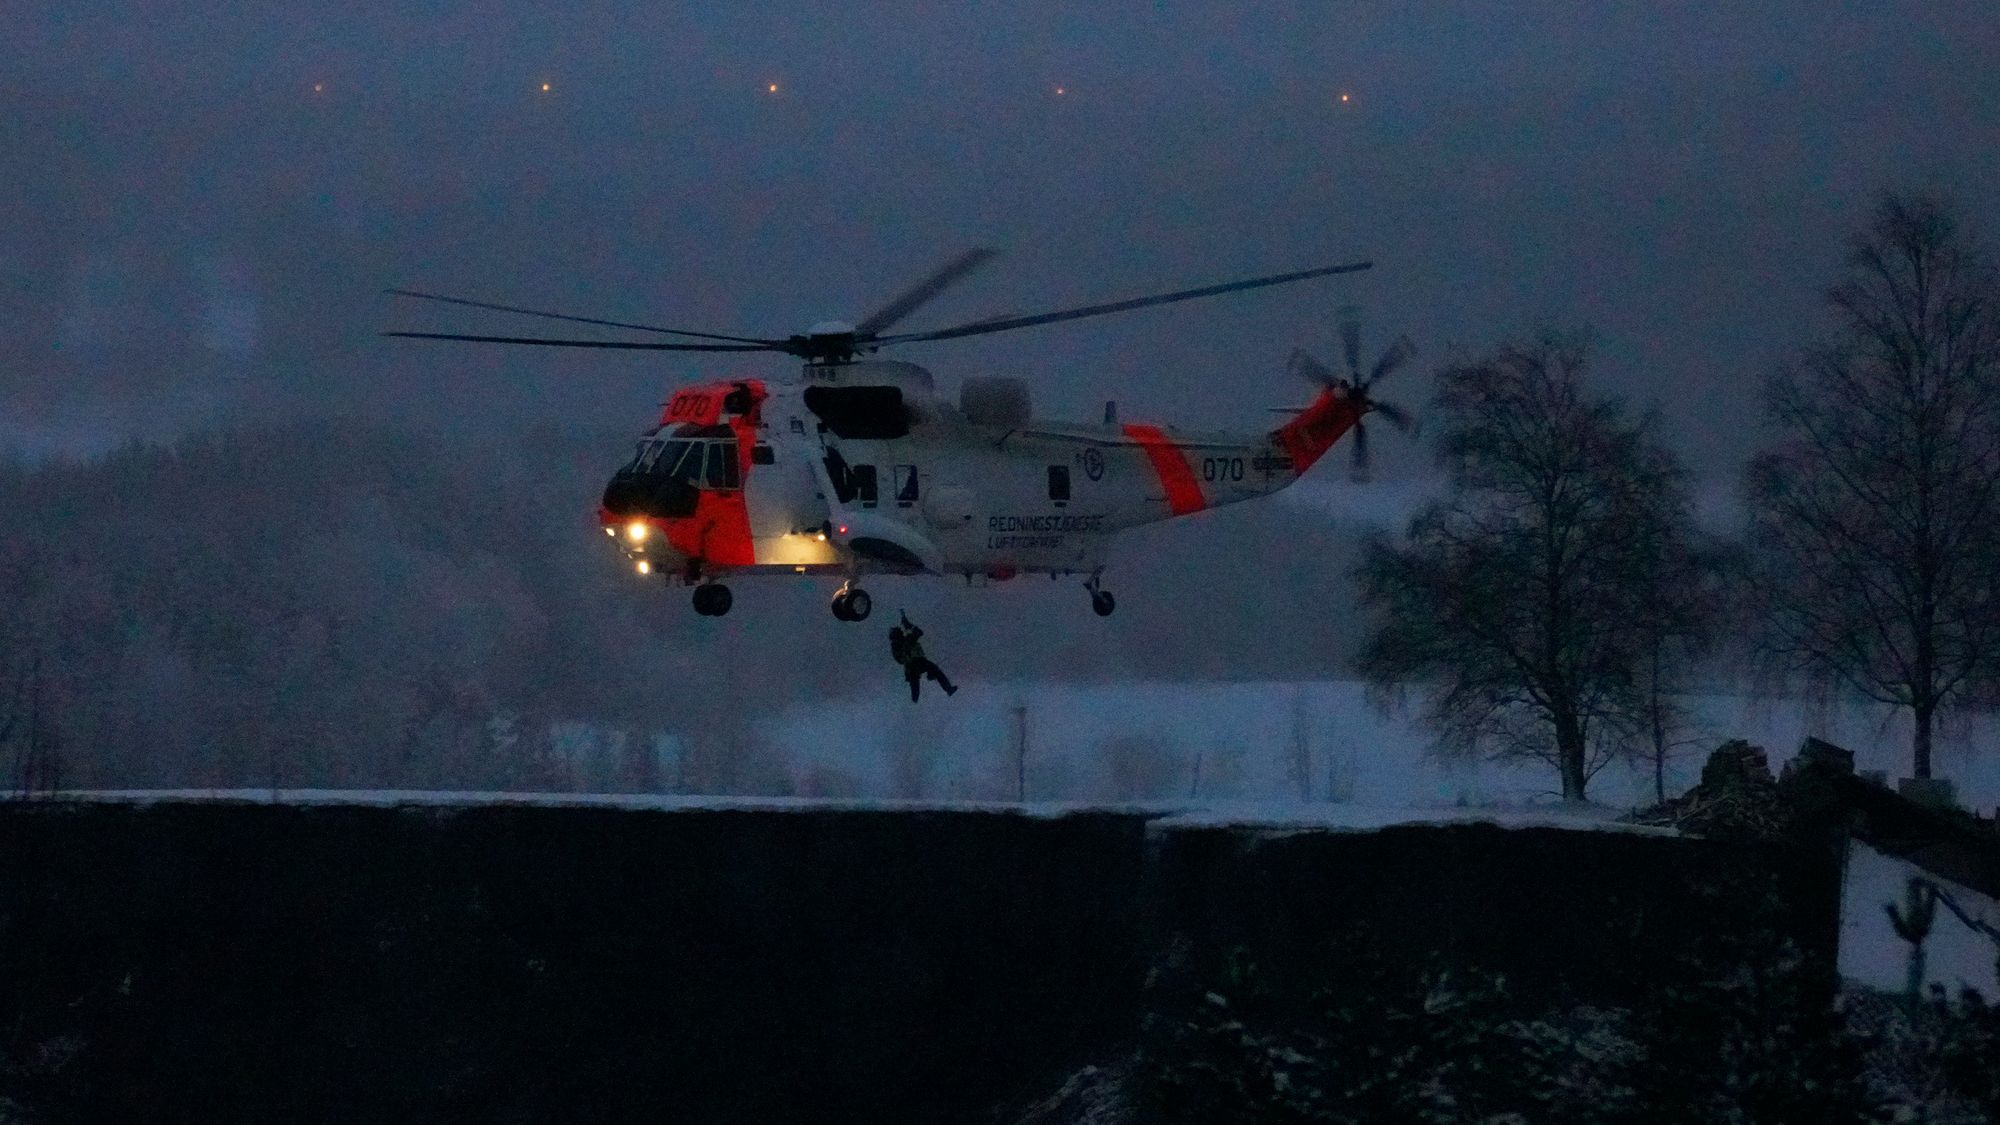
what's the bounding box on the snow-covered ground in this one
[1841,840,2000,996]
[56,788,1667,837]
[761,679,2000,813]
[57,677,2000,997]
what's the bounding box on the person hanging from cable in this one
[888,610,957,703]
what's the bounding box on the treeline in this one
[0,421,680,789]
[0,419,1360,791]
[1355,191,2000,801]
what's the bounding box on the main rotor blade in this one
[1368,335,1416,386]
[853,248,999,337]
[381,331,775,352]
[1349,419,1371,481]
[1339,305,1362,377]
[874,259,1372,347]
[1287,348,1338,388]
[385,288,779,346]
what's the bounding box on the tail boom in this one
[1273,387,1363,475]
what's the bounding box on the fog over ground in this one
[4,4,2000,796]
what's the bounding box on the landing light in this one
[626,520,649,543]
[636,560,652,576]
[605,526,616,537]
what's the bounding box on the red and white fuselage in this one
[597,359,1362,604]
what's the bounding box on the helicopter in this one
[384,251,1414,620]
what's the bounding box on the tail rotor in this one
[1286,305,1417,482]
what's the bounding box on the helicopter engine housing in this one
[960,376,1032,428]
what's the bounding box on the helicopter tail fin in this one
[1272,386,1363,475]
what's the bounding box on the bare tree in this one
[0,548,43,791]
[1011,703,1029,803]
[1188,740,1246,799]
[1634,535,1732,806]
[1355,328,1704,801]
[1747,193,2000,780]
[12,657,63,798]
[1284,688,1314,801]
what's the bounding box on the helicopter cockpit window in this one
[648,441,697,483]
[751,444,775,466]
[630,438,669,474]
[645,440,688,478]
[1048,465,1071,507]
[803,386,909,440]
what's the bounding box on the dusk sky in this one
[4,3,1997,481]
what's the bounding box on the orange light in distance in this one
[541,81,552,93]
[1339,92,1351,103]
[767,82,779,94]
[313,82,324,93]
[1054,85,1066,96]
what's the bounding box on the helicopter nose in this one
[601,476,650,518]
[603,513,688,575]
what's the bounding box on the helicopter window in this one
[705,442,740,490]
[751,444,775,466]
[662,442,702,482]
[1048,465,1071,507]
[654,440,694,475]
[824,447,859,503]
[893,464,918,507]
[851,464,879,508]
[803,386,909,440]
[630,439,667,473]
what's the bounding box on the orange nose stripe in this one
[1122,424,1207,515]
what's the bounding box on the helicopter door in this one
[705,442,740,490]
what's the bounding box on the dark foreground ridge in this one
[0,796,1836,1124]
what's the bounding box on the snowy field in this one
[1842,841,2000,996]
[57,677,2000,998]
[761,678,2000,814]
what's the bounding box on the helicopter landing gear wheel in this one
[831,587,873,622]
[1086,571,1115,617]
[692,583,733,617]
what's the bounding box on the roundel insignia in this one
[1081,447,1105,482]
